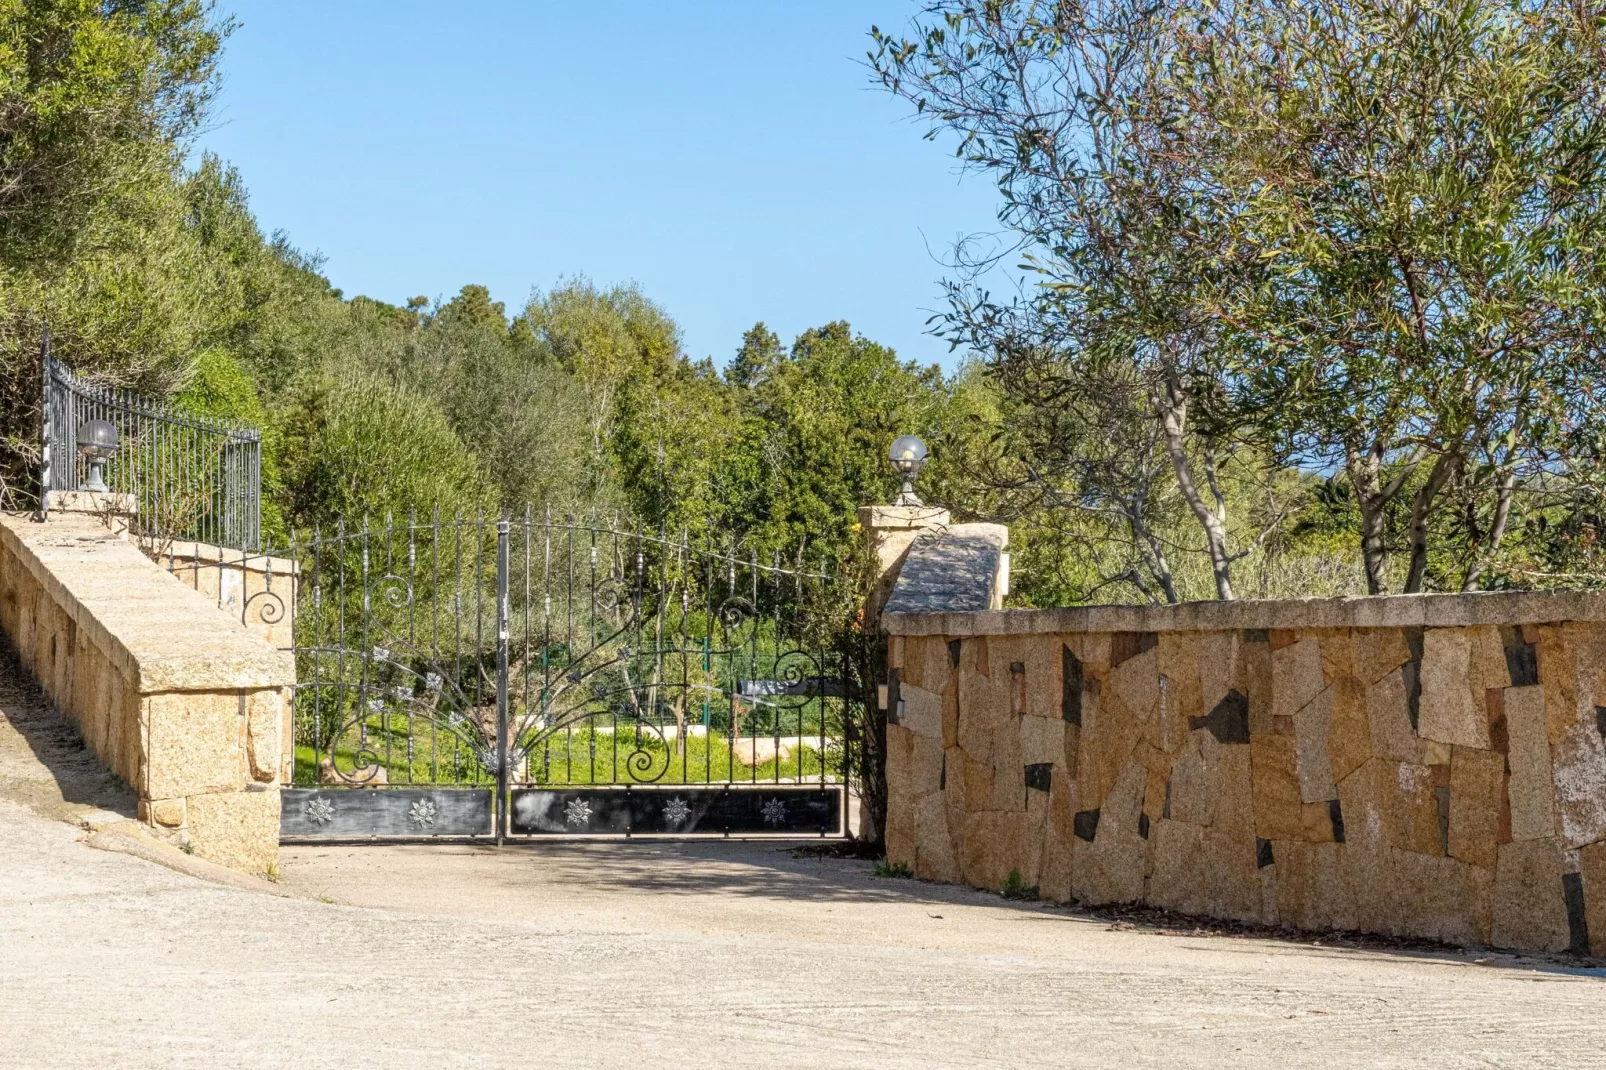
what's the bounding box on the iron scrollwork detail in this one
[290,517,850,801]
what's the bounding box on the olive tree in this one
[1168,0,1606,592]
[870,0,1270,601]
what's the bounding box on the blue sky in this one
[196,2,1008,371]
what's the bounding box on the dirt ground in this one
[5,660,1606,1069]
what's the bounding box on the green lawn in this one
[294,724,843,788]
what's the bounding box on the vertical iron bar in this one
[37,329,50,520]
[496,512,510,845]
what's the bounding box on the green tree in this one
[870,0,1266,601]
[734,321,950,563]
[0,1,233,505]
[374,285,592,510]
[727,322,785,390]
[278,372,496,531]
[522,278,683,504]
[0,0,229,266]
[1173,0,1606,593]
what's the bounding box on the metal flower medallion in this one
[761,797,787,827]
[564,798,593,828]
[303,796,336,826]
[662,796,692,829]
[408,799,437,829]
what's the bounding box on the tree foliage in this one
[872,0,1606,597]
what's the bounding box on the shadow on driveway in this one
[0,635,137,823]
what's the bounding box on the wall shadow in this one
[404,836,1606,979]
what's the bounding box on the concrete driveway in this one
[5,796,1606,1070]
[3,650,1605,1070]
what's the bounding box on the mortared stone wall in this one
[882,594,1606,953]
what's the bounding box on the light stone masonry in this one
[0,511,293,871]
[884,590,1606,954]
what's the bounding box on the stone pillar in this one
[163,541,298,655]
[850,504,950,843]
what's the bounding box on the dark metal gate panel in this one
[281,788,493,839]
[510,785,843,836]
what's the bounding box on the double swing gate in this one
[278,510,860,841]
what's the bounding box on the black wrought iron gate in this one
[279,510,861,841]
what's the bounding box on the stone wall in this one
[0,512,294,871]
[882,593,1606,953]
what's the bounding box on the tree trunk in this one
[1461,465,1517,592]
[1345,444,1391,595]
[1127,473,1179,604]
[1153,375,1235,600]
[1403,453,1459,593]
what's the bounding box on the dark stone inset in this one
[1189,690,1250,745]
[1024,763,1053,793]
[886,668,902,725]
[1010,661,1026,675]
[947,638,962,668]
[1074,808,1100,842]
[1110,631,1158,669]
[939,751,946,791]
[1062,645,1084,726]
[1595,706,1606,743]
[1489,690,1510,755]
[1403,628,1425,732]
[1329,798,1346,843]
[1402,660,1422,732]
[1564,872,1591,956]
[1138,812,1150,840]
[1242,629,1269,644]
[1162,776,1173,819]
[1501,625,1540,686]
[1256,838,1275,869]
[1435,786,1451,855]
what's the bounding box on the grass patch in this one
[1000,868,1039,900]
[873,858,914,879]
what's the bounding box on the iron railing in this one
[40,335,262,551]
[257,509,863,840]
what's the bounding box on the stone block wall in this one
[0,512,294,871]
[882,593,1606,953]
